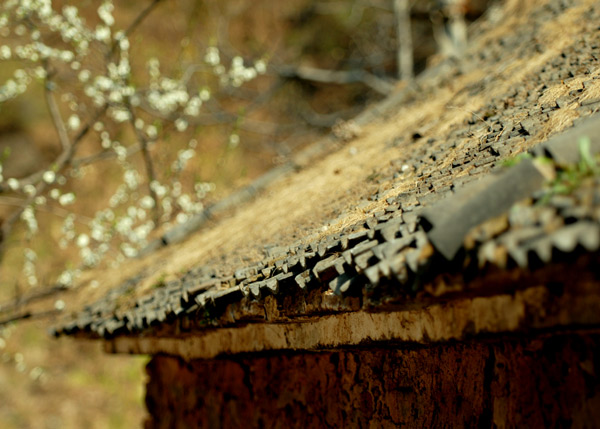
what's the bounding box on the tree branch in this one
[109,0,163,57]
[394,0,414,81]
[277,65,394,95]
[0,196,92,223]
[128,108,161,226]
[0,309,61,327]
[0,278,66,311]
[43,65,71,151]
[0,103,106,258]
[71,144,142,168]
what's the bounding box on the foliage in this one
[543,136,600,196]
[501,151,533,167]
[0,0,267,291]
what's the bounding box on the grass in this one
[501,135,599,204]
[537,136,600,203]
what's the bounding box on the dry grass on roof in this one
[62,0,600,314]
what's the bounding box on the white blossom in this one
[59,50,74,63]
[146,125,157,139]
[204,46,220,65]
[199,88,210,101]
[150,180,165,196]
[76,234,90,248]
[0,45,11,60]
[0,1,268,290]
[175,118,188,132]
[255,59,267,74]
[120,243,137,258]
[140,195,155,209]
[57,269,77,287]
[29,367,44,381]
[78,70,91,82]
[7,178,19,190]
[58,192,75,206]
[176,212,188,224]
[67,114,80,130]
[21,206,38,234]
[97,1,115,27]
[229,133,240,148]
[119,37,129,51]
[23,184,36,196]
[33,66,46,79]
[23,248,37,287]
[94,25,111,43]
[110,108,130,122]
[63,6,79,22]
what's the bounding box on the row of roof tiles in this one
[55,0,600,339]
[54,113,600,338]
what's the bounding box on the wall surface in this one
[145,332,600,428]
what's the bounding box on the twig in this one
[0,102,106,258]
[1,62,75,256]
[109,0,163,57]
[432,0,468,59]
[43,63,71,152]
[394,0,414,81]
[0,284,66,314]
[298,103,363,128]
[0,196,93,223]
[124,0,163,37]
[72,143,142,168]
[0,309,61,327]
[138,97,296,136]
[277,65,395,95]
[128,107,160,226]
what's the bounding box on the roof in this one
[54,0,600,358]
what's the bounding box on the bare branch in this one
[394,0,414,81]
[0,196,93,223]
[0,105,106,257]
[0,285,66,314]
[128,107,160,226]
[0,309,61,327]
[434,0,468,58]
[125,0,163,38]
[43,64,71,152]
[278,65,395,95]
[109,0,163,57]
[72,144,142,169]
[298,103,363,128]
[136,79,299,136]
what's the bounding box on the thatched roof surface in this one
[55,0,600,357]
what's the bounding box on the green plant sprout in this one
[538,135,599,203]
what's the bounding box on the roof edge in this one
[104,281,600,360]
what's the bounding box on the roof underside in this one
[55,0,600,356]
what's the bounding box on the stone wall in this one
[145,332,600,428]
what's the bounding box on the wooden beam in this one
[105,283,600,360]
